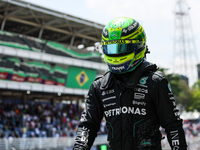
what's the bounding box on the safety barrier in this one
[0,135,199,150]
[0,135,107,150]
[0,137,74,150]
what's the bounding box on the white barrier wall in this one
[0,136,199,150]
[0,135,107,150]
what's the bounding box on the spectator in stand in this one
[0,101,101,138]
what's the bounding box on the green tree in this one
[177,80,193,111]
[166,73,182,98]
[159,68,193,110]
[190,80,200,111]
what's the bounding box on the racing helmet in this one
[101,17,147,74]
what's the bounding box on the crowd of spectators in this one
[160,119,200,149]
[0,100,107,139]
[0,100,199,140]
[183,119,200,138]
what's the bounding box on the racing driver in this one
[73,17,187,150]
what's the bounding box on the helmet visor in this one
[102,43,141,56]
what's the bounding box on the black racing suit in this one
[73,61,187,150]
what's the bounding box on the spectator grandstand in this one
[0,0,200,150]
[0,30,104,86]
[0,0,106,98]
[0,0,109,149]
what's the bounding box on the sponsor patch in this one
[101,89,114,96]
[139,77,148,85]
[103,103,116,108]
[134,93,145,100]
[135,87,148,93]
[170,130,180,149]
[104,106,146,117]
[133,100,146,106]
[102,96,116,102]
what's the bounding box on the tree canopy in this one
[159,68,199,112]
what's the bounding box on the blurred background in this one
[0,0,200,149]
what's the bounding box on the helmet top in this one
[101,17,147,74]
